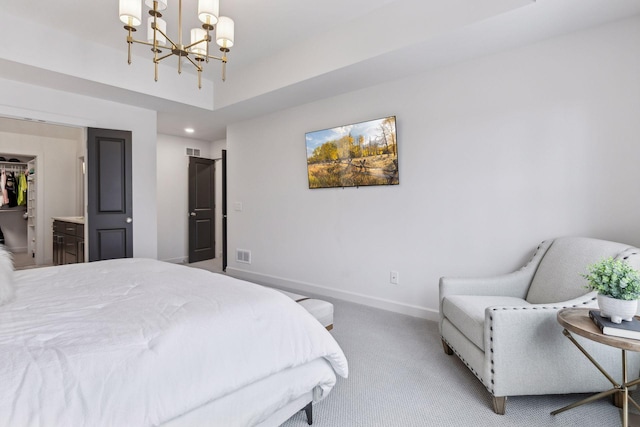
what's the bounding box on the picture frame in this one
[305,116,398,189]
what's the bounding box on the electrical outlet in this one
[390,270,399,285]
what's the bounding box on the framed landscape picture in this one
[305,116,398,189]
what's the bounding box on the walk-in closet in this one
[0,155,36,268]
[0,117,85,268]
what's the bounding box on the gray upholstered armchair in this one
[439,237,640,414]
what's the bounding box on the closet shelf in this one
[0,161,28,166]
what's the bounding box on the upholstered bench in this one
[277,290,334,331]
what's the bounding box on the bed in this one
[0,257,348,426]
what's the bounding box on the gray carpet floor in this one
[281,297,635,427]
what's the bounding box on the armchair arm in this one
[484,292,598,396]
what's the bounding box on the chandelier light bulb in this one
[119,0,142,27]
[216,16,234,49]
[198,0,219,27]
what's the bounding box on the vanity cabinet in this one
[53,220,84,265]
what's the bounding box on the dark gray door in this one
[188,156,215,263]
[87,128,133,261]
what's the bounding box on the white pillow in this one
[0,245,15,305]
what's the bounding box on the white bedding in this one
[0,259,348,426]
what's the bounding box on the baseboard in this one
[226,267,439,321]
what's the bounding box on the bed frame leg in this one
[304,402,313,425]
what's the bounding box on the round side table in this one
[553,307,640,427]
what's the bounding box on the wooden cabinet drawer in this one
[53,220,84,265]
[64,237,78,257]
[54,221,79,234]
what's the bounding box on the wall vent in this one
[236,249,251,264]
[186,147,201,157]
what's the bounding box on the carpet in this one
[281,297,632,427]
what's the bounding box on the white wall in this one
[156,134,214,263]
[0,132,82,262]
[0,78,159,259]
[226,16,640,320]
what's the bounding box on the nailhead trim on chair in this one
[517,241,546,272]
[486,297,596,394]
[616,248,639,262]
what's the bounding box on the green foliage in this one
[583,257,640,300]
[308,134,397,164]
[309,142,338,164]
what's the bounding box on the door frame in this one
[222,149,227,271]
[188,156,216,263]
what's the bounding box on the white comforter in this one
[0,259,348,426]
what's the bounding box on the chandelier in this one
[118,0,235,88]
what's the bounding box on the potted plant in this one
[583,257,640,323]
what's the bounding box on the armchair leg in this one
[492,396,507,415]
[442,339,453,355]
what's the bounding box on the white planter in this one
[597,294,638,324]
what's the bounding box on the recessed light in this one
[185,128,195,134]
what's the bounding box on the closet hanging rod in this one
[0,162,28,174]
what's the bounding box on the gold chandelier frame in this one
[119,0,234,88]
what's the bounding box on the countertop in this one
[52,216,85,224]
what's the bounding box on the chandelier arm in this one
[205,54,224,61]
[127,37,163,49]
[183,37,209,51]
[184,55,203,71]
[154,51,175,62]
[152,27,178,50]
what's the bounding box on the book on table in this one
[589,310,640,340]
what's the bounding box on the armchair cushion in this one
[443,296,531,350]
[526,237,636,304]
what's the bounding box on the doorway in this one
[188,156,216,263]
[0,117,85,267]
[186,151,227,271]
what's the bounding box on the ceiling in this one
[1,0,639,141]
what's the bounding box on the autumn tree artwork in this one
[305,116,399,189]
